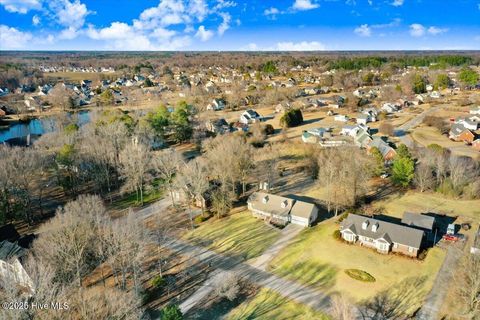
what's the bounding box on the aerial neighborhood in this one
[0,50,479,320]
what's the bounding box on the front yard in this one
[225,288,330,320]
[183,210,281,260]
[268,219,446,306]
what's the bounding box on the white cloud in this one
[264,7,279,16]
[427,26,448,35]
[0,0,41,14]
[276,41,325,51]
[367,0,373,5]
[0,25,32,48]
[217,12,230,35]
[235,18,241,26]
[195,25,213,41]
[87,22,133,40]
[409,23,425,37]
[214,0,236,10]
[391,0,404,6]
[292,0,319,11]
[51,0,89,29]
[32,14,40,26]
[354,24,371,37]
[242,43,258,50]
[59,26,79,39]
[151,27,176,40]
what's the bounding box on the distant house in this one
[0,241,34,295]
[339,213,425,257]
[206,98,226,111]
[302,131,319,144]
[471,225,480,255]
[381,103,399,113]
[367,137,397,161]
[469,106,480,115]
[449,124,475,144]
[240,109,262,124]
[456,117,479,131]
[401,212,435,234]
[356,114,370,125]
[247,192,318,227]
[354,130,373,148]
[334,115,349,122]
[206,118,230,134]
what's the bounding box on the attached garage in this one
[289,201,318,227]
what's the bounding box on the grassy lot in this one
[110,179,164,210]
[411,125,479,160]
[183,211,281,260]
[373,191,480,220]
[44,71,120,83]
[225,288,330,320]
[268,219,446,304]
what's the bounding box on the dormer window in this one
[362,220,369,230]
[280,200,288,208]
[372,223,379,232]
[262,196,269,204]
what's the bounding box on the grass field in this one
[268,219,446,304]
[412,125,479,160]
[226,288,330,320]
[44,71,120,83]
[183,211,281,260]
[373,191,480,220]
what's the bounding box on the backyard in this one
[267,219,446,306]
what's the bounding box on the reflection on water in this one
[0,111,91,143]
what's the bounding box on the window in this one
[393,243,398,249]
[408,246,414,253]
[377,242,389,251]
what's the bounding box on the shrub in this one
[423,116,448,134]
[333,229,342,240]
[280,109,303,128]
[160,304,183,320]
[337,212,349,223]
[344,269,376,282]
[150,275,166,289]
[194,214,211,223]
[379,122,395,136]
[263,124,275,135]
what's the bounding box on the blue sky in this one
[0,0,479,50]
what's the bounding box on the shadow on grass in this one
[359,276,428,320]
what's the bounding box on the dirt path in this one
[416,243,464,320]
[396,105,443,148]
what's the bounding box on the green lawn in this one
[268,220,446,305]
[226,288,330,320]
[373,191,480,220]
[183,211,281,260]
[111,180,164,210]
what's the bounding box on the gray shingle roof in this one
[0,241,26,261]
[248,192,293,217]
[401,212,435,231]
[340,213,424,248]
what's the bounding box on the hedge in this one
[344,269,376,282]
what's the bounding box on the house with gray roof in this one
[401,212,435,234]
[247,192,318,227]
[340,213,425,257]
[0,241,34,294]
[368,137,396,161]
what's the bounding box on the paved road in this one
[396,105,443,147]
[416,243,464,320]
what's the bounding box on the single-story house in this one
[469,106,480,115]
[401,212,435,234]
[367,137,397,161]
[206,118,230,134]
[247,192,318,227]
[334,115,349,122]
[449,124,475,144]
[207,98,226,111]
[471,225,480,255]
[240,109,262,124]
[340,213,425,257]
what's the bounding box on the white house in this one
[207,98,226,111]
[0,241,34,295]
[356,114,370,125]
[334,115,349,122]
[469,106,480,115]
[381,103,399,113]
[240,109,262,124]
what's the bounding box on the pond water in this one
[0,111,91,143]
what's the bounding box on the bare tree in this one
[330,294,356,320]
[214,272,240,301]
[176,158,209,215]
[32,195,106,287]
[119,141,152,205]
[414,163,435,192]
[456,253,480,318]
[153,149,182,205]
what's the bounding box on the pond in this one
[0,110,91,144]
